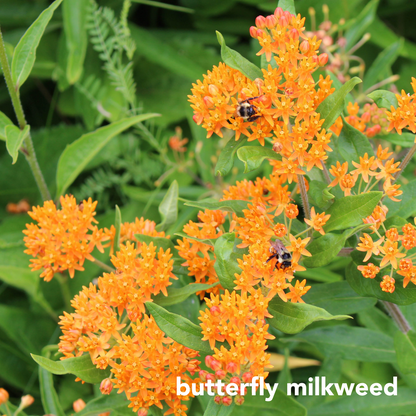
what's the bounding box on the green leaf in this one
[344,0,379,49]
[56,114,158,196]
[0,111,13,141]
[203,398,235,416]
[153,283,218,307]
[135,234,175,252]
[0,265,39,299]
[145,302,211,353]
[367,89,398,109]
[363,40,403,92]
[346,258,416,305]
[395,331,416,375]
[216,31,263,81]
[308,387,416,416]
[184,198,249,217]
[5,124,30,164]
[63,0,88,84]
[308,181,334,209]
[291,326,395,363]
[174,232,215,247]
[237,146,281,173]
[337,116,375,165]
[384,179,416,219]
[31,353,110,384]
[317,77,362,130]
[75,394,130,416]
[216,136,247,176]
[268,297,350,334]
[114,205,122,252]
[296,267,342,283]
[213,233,242,291]
[233,390,306,416]
[11,0,63,89]
[303,281,377,315]
[382,132,414,147]
[277,0,296,14]
[156,180,179,232]
[324,192,382,232]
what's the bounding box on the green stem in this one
[92,257,116,273]
[382,301,411,334]
[0,27,51,201]
[393,142,416,183]
[4,402,12,416]
[55,274,72,312]
[322,163,331,185]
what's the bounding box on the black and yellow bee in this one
[266,240,292,270]
[236,96,262,122]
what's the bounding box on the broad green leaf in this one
[174,232,215,247]
[308,387,416,416]
[296,267,342,283]
[233,390,306,416]
[75,394,130,416]
[216,136,247,176]
[63,0,88,84]
[156,180,179,232]
[237,146,281,173]
[317,77,362,130]
[308,181,334,209]
[145,302,211,353]
[363,40,403,92]
[278,0,296,14]
[0,265,39,299]
[291,326,396,363]
[114,205,122,252]
[135,234,176,252]
[384,180,416,219]
[382,132,414,147]
[203,398,235,416]
[56,114,158,196]
[395,331,416,375]
[324,192,382,232]
[31,353,110,384]
[337,116,375,165]
[11,0,63,89]
[357,307,398,338]
[368,89,398,109]
[153,283,218,307]
[0,111,13,141]
[346,258,416,305]
[213,233,242,290]
[303,281,376,315]
[184,198,249,217]
[344,0,379,49]
[268,297,350,334]
[216,31,263,80]
[5,124,30,164]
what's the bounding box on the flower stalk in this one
[382,301,411,334]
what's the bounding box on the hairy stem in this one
[0,27,51,201]
[393,142,416,183]
[322,163,331,185]
[382,301,411,334]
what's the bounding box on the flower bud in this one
[279,15,289,27]
[361,111,371,123]
[242,372,253,383]
[225,361,238,373]
[214,395,222,404]
[210,359,221,371]
[318,53,328,66]
[230,376,241,385]
[21,395,34,408]
[250,26,258,38]
[255,15,267,29]
[215,369,227,380]
[73,399,86,413]
[289,28,299,40]
[337,37,347,48]
[205,355,213,368]
[223,396,233,406]
[137,408,148,416]
[311,55,318,64]
[100,378,113,395]
[0,389,9,405]
[299,40,310,54]
[210,305,221,316]
[274,7,283,18]
[203,96,214,108]
[322,35,333,46]
[199,370,208,381]
[235,395,245,406]
[208,84,220,96]
[206,373,216,382]
[265,15,277,29]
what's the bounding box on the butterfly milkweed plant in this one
[3,0,416,415]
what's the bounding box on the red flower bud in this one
[265,15,277,29]
[214,395,222,404]
[210,305,221,316]
[230,376,241,385]
[235,395,245,406]
[242,372,253,382]
[226,361,238,373]
[100,378,113,395]
[274,7,283,18]
[215,369,227,380]
[300,40,310,53]
[255,16,267,29]
[199,370,208,381]
[250,26,258,38]
[319,53,328,66]
[73,399,86,413]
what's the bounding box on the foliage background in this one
[2,0,416,415]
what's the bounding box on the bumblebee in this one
[266,240,292,270]
[236,96,262,122]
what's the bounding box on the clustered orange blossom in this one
[58,241,199,416]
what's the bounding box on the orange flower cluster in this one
[23,196,109,281]
[189,7,334,161]
[386,78,416,135]
[357,220,416,292]
[199,289,274,405]
[331,102,389,138]
[175,210,226,298]
[58,242,198,415]
[328,145,402,200]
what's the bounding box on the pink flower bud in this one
[210,359,222,371]
[257,29,264,38]
[311,55,318,64]
[242,372,253,382]
[289,28,299,40]
[300,40,310,53]
[199,370,208,381]
[206,373,216,382]
[223,396,233,406]
[230,376,241,385]
[214,395,222,404]
[250,26,258,38]
[226,362,238,373]
[279,15,289,27]
[205,355,213,367]
[210,305,221,316]
[337,37,347,48]
[274,7,283,18]
[137,408,148,416]
[318,53,328,66]
[323,35,333,47]
[203,96,214,108]
[100,378,113,395]
[361,112,371,123]
[265,15,277,29]
[255,16,267,29]
[215,369,227,380]
[235,395,245,406]
[21,395,34,409]
[73,399,86,413]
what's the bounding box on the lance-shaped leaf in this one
[75,395,130,416]
[56,114,158,197]
[156,180,179,232]
[153,283,218,307]
[237,146,281,173]
[216,136,247,177]
[308,180,334,209]
[395,330,416,375]
[5,125,30,164]
[146,302,211,353]
[174,232,215,247]
[384,180,416,219]
[11,0,63,89]
[114,205,122,252]
[0,111,13,141]
[278,0,296,14]
[184,199,249,217]
[31,353,110,384]
[268,297,350,334]
[216,31,263,81]
[135,234,176,252]
[324,191,382,232]
[368,89,398,109]
[317,77,362,130]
